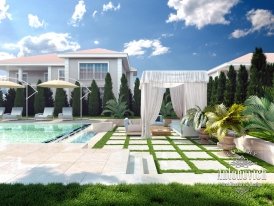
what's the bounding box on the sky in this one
[0,0,274,76]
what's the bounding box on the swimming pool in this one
[69,132,96,143]
[0,123,88,143]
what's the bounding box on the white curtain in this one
[141,84,165,138]
[183,83,207,114]
[170,84,184,118]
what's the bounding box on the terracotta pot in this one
[218,135,236,151]
[164,118,172,127]
[199,128,210,143]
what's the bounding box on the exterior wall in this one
[51,66,65,80]
[9,70,47,85]
[208,64,251,77]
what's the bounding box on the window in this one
[79,63,108,80]
[16,72,28,82]
[44,73,48,82]
[58,69,65,80]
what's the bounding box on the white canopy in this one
[140,71,209,138]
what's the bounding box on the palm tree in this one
[101,96,133,118]
[244,96,274,138]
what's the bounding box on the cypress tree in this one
[235,65,248,103]
[25,85,35,116]
[14,83,25,114]
[82,95,88,116]
[0,90,4,107]
[211,76,219,105]
[103,72,115,109]
[34,80,45,114]
[207,76,213,105]
[88,80,101,116]
[54,88,68,116]
[224,66,237,106]
[4,88,16,113]
[128,88,133,112]
[216,72,226,104]
[133,78,141,116]
[44,88,54,107]
[119,73,130,108]
[72,81,80,116]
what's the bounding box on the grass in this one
[0,183,273,206]
[92,127,117,148]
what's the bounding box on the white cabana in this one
[140,71,209,138]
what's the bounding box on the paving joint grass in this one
[92,127,117,148]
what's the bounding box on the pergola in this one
[140,71,209,138]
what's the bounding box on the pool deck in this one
[0,142,274,185]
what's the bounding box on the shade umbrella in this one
[0,80,25,88]
[37,79,78,89]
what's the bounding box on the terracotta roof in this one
[0,53,64,65]
[67,48,121,54]
[230,53,274,64]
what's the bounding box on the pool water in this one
[70,132,96,143]
[0,123,86,143]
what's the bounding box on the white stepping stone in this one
[177,145,201,151]
[226,160,265,171]
[112,133,126,136]
[192,160,227,170]
[193,139,215,145]
[211,151,240,159]
[153,145,175,151]
[168,136,185,140]
[151,140,170,145]
[106,140,125,145]
[172,140,193,145]
[128,145,149,150]
[202,145,222,151]
[159,160,191,170]
[155,152,181,159]
[110,136,127,140]
[129,140,147,145]
[183,152,212,159]
[151,136,168,140]
[103,145,124,149]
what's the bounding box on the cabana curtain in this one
[140,71,208,138]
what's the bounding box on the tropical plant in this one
[193,106,213,130]
[244,95,274,138]
[160,94,176,118]
[101,96,133,118]
[205,104,246,141]
[181,107,197,127]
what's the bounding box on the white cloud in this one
[102,2,120,12]
[0,52,15,60]
[192,52,197,56]
[166,0,239,29]
[0,0,12,23]
[94,40,99,45]
[70,0,86,27]
[4,32,80,56]
[123,39,169,57]
[92,10,98,18]
[231,9,274,38]
[28,14,46,28]
[161,33,174,38]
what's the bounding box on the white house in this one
[0,48,137,98]
[208,53,274,77]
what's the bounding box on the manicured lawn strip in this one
[161,169,193,173]
[166,137,201,174]
[236,151,274,173]
[123,136,130,149]
[147,139,162,174]
[184,137,237,172]
[157,158,183,160]
[0,183,273,206]
[92,127,117,148]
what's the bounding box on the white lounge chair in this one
[58,107,73,120]
[3,107,23,120]
[0,107,5,118]
[34,107,54,120]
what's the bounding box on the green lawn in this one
[0,183,273,206]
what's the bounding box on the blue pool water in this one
[70,132,96,143]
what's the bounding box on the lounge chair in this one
[3,107,23,120]
[34,107,54,120]
[58,107,73,120]
[0,107,5,118]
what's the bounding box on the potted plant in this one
[180,107,199,137]
[205,103,246,151]
[160,96,176,127]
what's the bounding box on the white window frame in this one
[58,68,65,80]
[44,72,48,82]
[78,61,109,80]
[16,72,28,82]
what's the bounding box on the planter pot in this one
[217,135,236,151]
[164,118,172,127]
[109,119,124,127]
[199,128,210,143]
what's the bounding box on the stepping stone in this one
[211,151,240,159]
[177,145,201,151]
[103,145,124,149]
[129,140,147,145]
[116,127,125,130]
[151,140,170,145]
[151,136,168,140]
[110,136,127,140]
[112,133,127,136]
[155,152,181,159]
[226,160,266,171]
[106,140,125,144]
[202,145,222,151]
[172,140,193,145]
[193,139,215,145]
[192,160,227,170]
[168,136,185,140]
[159,160,191,170]
[153,145,175,151]
[183,152,212,159]
[129,137,144,140]
[128,145,149,150]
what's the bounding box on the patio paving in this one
[202,145,223,151]
[151,136,168,140]
[129,140,148,145]
[211,151,240,159]
[172,140,193,145]
[192,160,228,170]
[155,152,181,159]
[158,160,191,170]
[128,145,149,150]
[177,145,202,151]
[183,152,213,159]
[152,145,175,151]
[168,136,186,140]
[103,145,124,149]
[106,140,125,145]
[110,136,127,140]
[151,140,170,145]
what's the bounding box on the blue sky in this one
[0,0,274,76]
